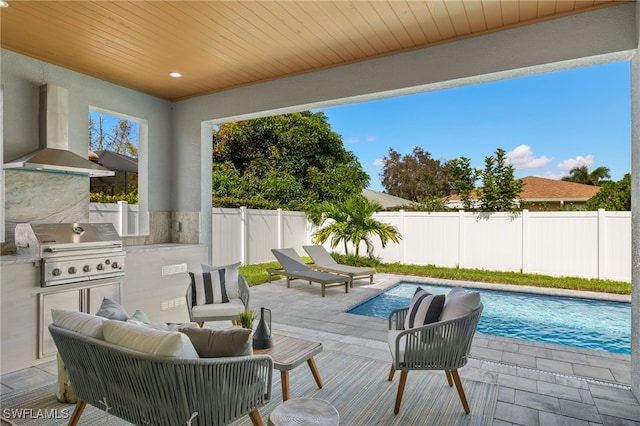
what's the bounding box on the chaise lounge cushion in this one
[440,287,481,322]
[202,262,241,299]
[52,309,106,339]
[180,327,253,358]
[102,320,199,358]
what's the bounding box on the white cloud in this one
[557,155,594,173]
[373,158,385,167]
[345,136,360,144]
[367,136,376,142]
[506,145,553,170]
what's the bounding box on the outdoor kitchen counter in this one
[0,253,38,265]
[124,243,206,253]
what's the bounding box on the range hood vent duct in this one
[3,84,115,177]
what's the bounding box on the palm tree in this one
[308,195,402,257]
[561,165,610,186]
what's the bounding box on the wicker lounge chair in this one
[303,245,376,286]
[271,248,350,297]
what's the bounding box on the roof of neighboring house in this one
[362,189,415,209]
[448,176,601,203]
[93,151,138,174]
[518,176,600,201]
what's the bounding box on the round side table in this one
[268,398,339,426]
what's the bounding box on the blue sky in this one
[319,61,631,192]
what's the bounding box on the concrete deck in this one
[1,273,638,425]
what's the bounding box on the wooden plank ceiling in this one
[0,1,621,101]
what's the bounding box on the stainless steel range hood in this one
[3,85,115,177]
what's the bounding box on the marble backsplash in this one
[2,170,89,254]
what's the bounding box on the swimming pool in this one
[347,282,631,354]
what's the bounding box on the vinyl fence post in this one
[458,210,465,269]
[598,208,606,280]
[521,209,529,274]
[240,206,247,265]
[117,201,128,236]
[277,208,283,249]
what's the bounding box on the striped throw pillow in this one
[405,287,445,329]
[189,270,230,306]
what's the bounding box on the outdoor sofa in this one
[49,309,273,426]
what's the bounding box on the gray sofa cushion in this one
[180,327,252,358]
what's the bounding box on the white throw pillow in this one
[201,262,241,299]
[439,287,481,321]
[51,309,105,339]
[102,320,198,358]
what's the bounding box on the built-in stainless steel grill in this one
[15,222,125,287]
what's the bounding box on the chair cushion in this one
[102,320,199,358]
[180,327,253,358]
[190,298,245,318]
[95,297,129,321]
[201,262,241,299]
[440,287,481,321]
[51,309,105,339]
[388,329,406,362]
[190,271,230,306]
[404,287,445,329]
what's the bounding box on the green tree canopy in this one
[212,112,369,208]
[447,156,478,210]
[478,148,524,212]
[585,174,631,211]
[561,165,610,186]
[380,146,451,201]
[308,195,402,257]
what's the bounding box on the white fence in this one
[369,210,631,283]
[89,202,139,236]
[90,204,631,282]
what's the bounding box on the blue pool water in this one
[348,282,631,354]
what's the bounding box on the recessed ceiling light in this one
[169,72,182,78]
[0,2,9,8]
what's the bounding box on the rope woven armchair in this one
[186,274,251,327]
[387,302,483,414]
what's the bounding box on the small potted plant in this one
[238,309,256,329]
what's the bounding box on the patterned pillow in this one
[404,287,445,329]
[201,262,241,299]
[190,271,230,306]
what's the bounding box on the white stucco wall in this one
[1,50,173,214]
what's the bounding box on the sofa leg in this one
[393,371,407,414]
[68,400,87,426]
[248,409,263,426]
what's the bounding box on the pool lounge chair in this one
[271,248,350,297]
[303,245,375,286]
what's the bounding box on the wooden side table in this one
[268,398,339,426]
[253,334,324,401]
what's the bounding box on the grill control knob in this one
[52,268,62,276]
[83,265,92,272]
[111,262,119,269]
[105,259,111,265]
[97,264,104,271]
[68,266,77,274]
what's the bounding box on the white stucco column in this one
[631,41,640,399]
